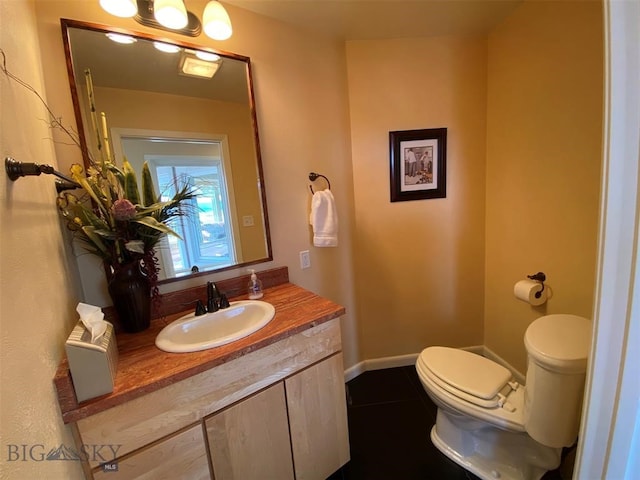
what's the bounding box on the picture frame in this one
[389,128,447,202]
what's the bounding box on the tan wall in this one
[346,35,488,359]
[484,0,603,372]
[0,1,84,478]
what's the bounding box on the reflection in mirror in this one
[61,19,271,284]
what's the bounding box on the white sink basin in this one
[155,300,275,353]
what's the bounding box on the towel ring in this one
[309,172,331,194]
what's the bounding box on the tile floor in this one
[328,366,573,480]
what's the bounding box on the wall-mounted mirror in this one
[61,19,271,284]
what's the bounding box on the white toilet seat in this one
[419,347,515,407]
[417,347,526,432]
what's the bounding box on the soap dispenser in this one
[247,269,264,299]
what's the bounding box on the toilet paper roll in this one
[514,279,547,306]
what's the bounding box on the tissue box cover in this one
[65,320,118,402]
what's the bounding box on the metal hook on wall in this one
[308,172,331,194]
[5,157,80,193]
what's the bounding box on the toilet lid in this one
[525,314,591,373]
[419,347,512,400]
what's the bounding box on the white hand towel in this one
[309,190,338,247]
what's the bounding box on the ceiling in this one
[224,0,523,40]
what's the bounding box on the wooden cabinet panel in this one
[285,353,350,480]
[93,424,210,480]
[206,383,295,480]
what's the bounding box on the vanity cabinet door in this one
[92,423,210,480]
[205,382,295,480]
[285,353,350,480]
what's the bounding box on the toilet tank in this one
[523,314,591,448]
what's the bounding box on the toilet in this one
[416,314,591,480]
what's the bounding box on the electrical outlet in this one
[300,250,311,269]
[242,215,254,227]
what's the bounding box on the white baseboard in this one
[481,345,526,384]
[344,362,365,382]
[461,344,485,355]
[344,344,525,385]
[344,353,417,382]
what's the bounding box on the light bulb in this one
[154,42,181,53]
[195,51,221,62]
[106,33,137,44]
[154,0,188,30]
[99,0,137,18]
[203,1,233,41]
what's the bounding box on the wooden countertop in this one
[54,281,345,424]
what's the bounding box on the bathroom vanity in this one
[54,268,349,480]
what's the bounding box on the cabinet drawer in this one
[93,424,210,480]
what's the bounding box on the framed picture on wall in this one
[389,128,447,202]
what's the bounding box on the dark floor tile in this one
[343,394,472,480]
[401,364,423,393]
[326,467,345,480]
[401,365,438,422]
[346,366,419,407]
[541,469,563,480]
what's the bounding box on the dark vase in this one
[107,261,151,333]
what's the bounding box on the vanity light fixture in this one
[99,0,233,40]
[99,0,137,17]
[202,1,232,40]
[153,0,188,30]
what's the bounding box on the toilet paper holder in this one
[527,272,546,298]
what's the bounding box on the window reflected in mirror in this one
[156,162,236,277]
[120,134,241,278]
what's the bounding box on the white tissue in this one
[76,302,108,343]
